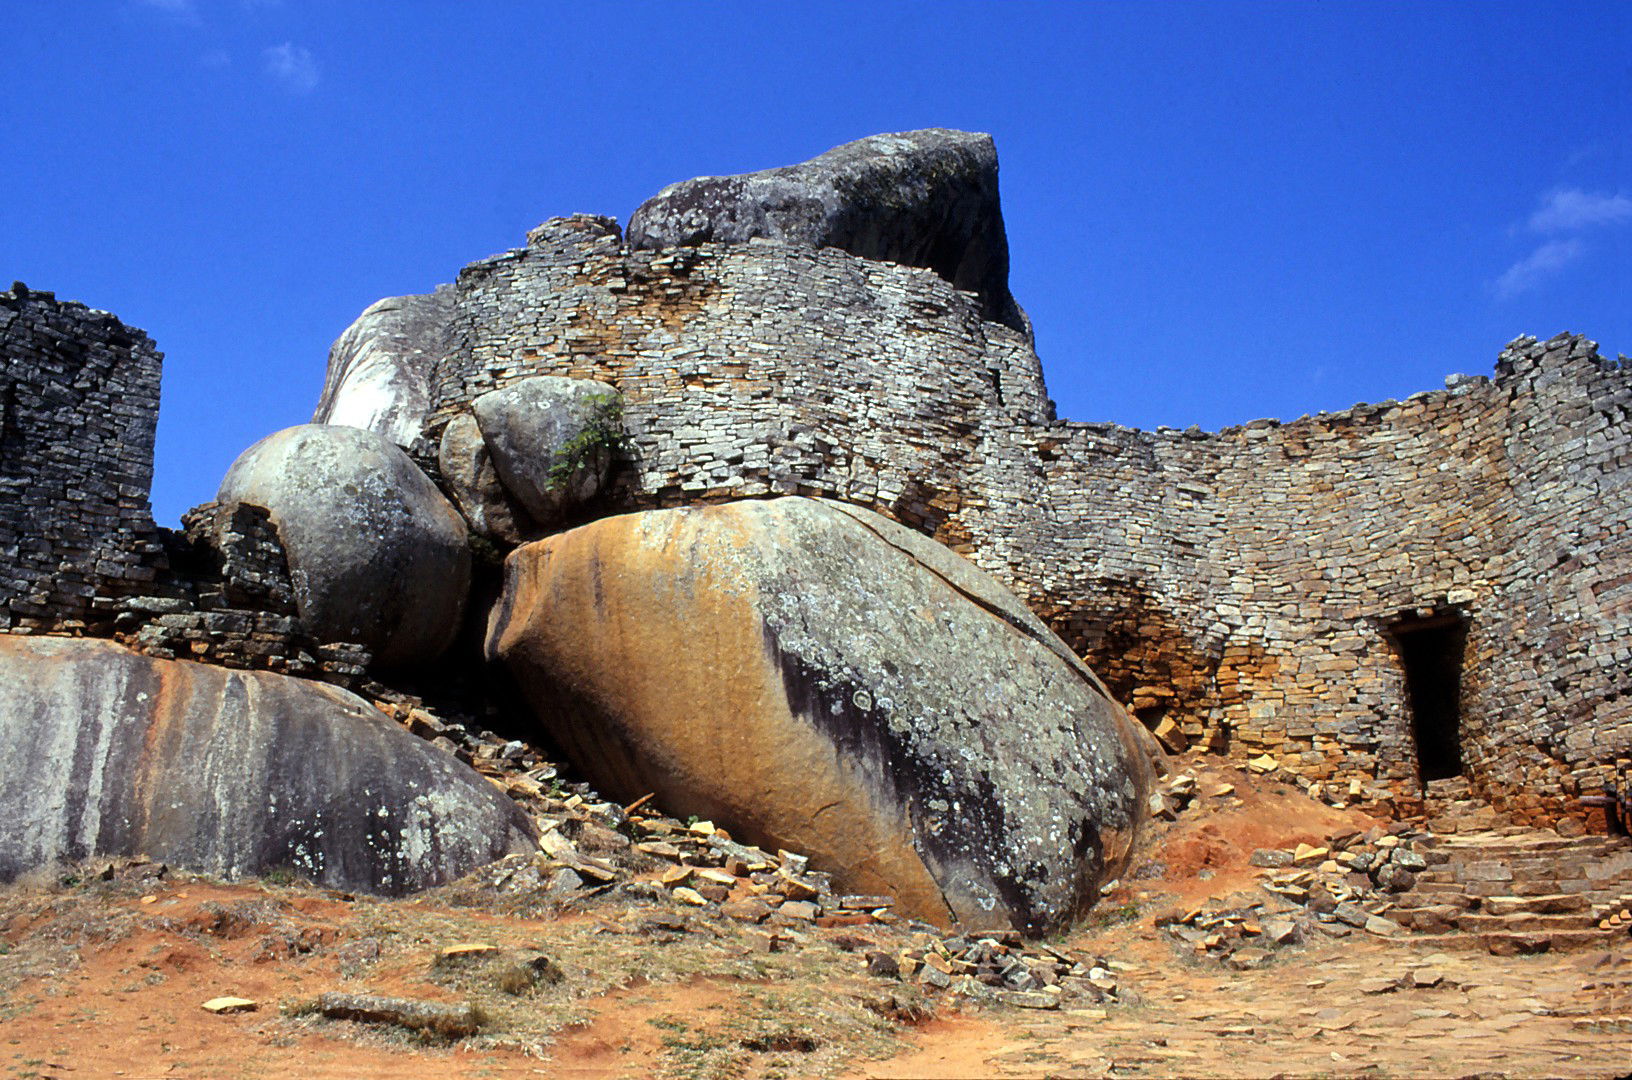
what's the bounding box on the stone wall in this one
[7,222,1627,829]
[427,220,1632,825]
[429,216,1049,539]
[0,284,168,632]
[977,335,1631,825]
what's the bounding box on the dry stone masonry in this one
[3,128,1629,892]
[409,176,1629,828]
[0,283,168,633]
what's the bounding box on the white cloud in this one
[1494,238,1585,298]
[1528,188,1632,233]
[262,42,318,93]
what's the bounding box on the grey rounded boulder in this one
[627,129,1020,330]
[310,285,456,449]
[0,635,534,894]
[218,424,470,668]
[469,376,622,529]
[437,413,524,544]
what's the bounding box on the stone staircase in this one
[1419,775,1506,834]
[1389,779,1632,953]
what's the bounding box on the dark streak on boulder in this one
[0,636,535,894]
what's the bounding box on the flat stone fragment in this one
[1363,915,1402,936]
[998,990,1061,1010]
[838,895,895,910]
[201,997,257,1014]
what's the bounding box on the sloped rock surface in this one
[0,636,534,893]
[218,424,470,668]
[469,376,622,529]
[310,285,455,448]
[486,496,1152,934]
[627,129,1020,329]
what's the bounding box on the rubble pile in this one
[378,698,1130,1012]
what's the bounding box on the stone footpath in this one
[1148,765,1632,967]
[871,935,1632,1079]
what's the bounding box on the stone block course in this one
[5,218,1628,832]
[423,223,1632,824]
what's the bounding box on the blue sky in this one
[5,1,1628,525]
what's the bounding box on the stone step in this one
[1473,879,1594,898]
[1453,912,1598,934]
[1394,890,1477,911]
[1433,839,1618,857]
[1483,893,1591,915]
[1393,906,1464,933]
[1424,813,1500,826]
[1407,928,1622,953]
[1429,867,1592,887]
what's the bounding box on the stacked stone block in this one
[0,284,167,632]
[5,227,1627,831]
[430,216,1049,541]
[426,222,1631,826]
[115,501,372,686]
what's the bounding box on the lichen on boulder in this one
[486,496,1154,935]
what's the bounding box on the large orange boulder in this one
[486,497,1154,934]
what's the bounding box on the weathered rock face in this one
[310,286,456,448]
[468,376,622,530]
[217,424,470,668]
[487,497,1153,934]
[0,636,534,893]
[626,129,1020,329]
[437,413,523,544]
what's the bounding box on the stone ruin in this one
[1,129,1628,928]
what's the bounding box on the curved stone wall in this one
[7,216,1626,830]
[428,220,1631,824]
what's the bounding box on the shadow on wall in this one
[1385,609,1471,785]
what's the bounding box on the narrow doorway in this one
[1388,612,1469,783]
